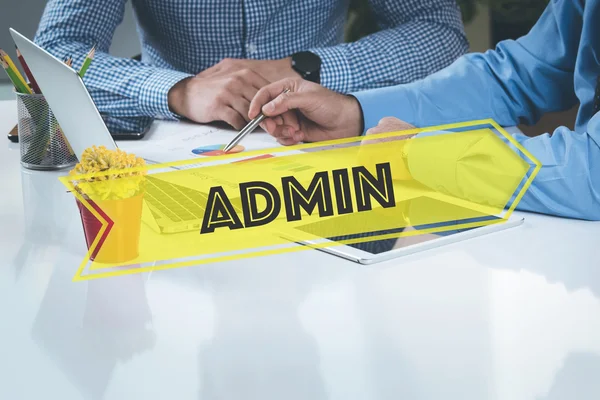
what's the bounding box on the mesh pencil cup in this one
[16,91,78,170]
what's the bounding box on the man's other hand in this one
[248,78,364,145]
[167,68,270,130]
[361,117,417,181]
[366,117,416,135]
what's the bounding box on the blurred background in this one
[0,0,574,135]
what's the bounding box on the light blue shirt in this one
[354,0,600,221]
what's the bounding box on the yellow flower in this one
[70,145,147,200]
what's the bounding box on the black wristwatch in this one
[291,51,321,84]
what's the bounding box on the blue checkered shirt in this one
[34,0,468,125]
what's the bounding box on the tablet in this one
[101,114,153,140]
[286,196,524,264]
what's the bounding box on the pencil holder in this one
[16,91,78,170]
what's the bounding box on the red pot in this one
[76,194,144,264]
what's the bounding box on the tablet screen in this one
[100,114,153,137]
[295,196,503,255]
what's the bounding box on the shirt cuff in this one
[309,46,353,93]
[138,69,193,120]
[352,85,417,134]
[405,130,523,210]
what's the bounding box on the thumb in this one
[262,91,312,117]
[248,78,301,119]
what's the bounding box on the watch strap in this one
[291,51,321,84]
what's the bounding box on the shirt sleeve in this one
[499,116,600,220]
[353,0,600,220]
[34,0,193,121]
[309,0,468,93]
[353,0,580,129]
[402,119,600,221]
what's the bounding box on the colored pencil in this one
[15,47,41,93]
[0,54,31,94]
[78,45,95,78]
[0,49,31,94]
[0,55,16,90]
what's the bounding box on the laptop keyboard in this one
[145,176,208,223]
[145,176,243,225]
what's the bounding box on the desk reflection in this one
[14,168,81,278]
[467,216,600,299]
[356,240,600,400]
[540,353,600,400]
[195,260,330,400]
[32,257,155,400]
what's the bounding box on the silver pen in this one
[223,88,290,153]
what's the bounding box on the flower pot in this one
[76,193,144,264]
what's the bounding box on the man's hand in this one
[366,117,416,135]
[199,58,300,84]
[167,68,270,130]
[248,78,364,145]
[360,118,418,181]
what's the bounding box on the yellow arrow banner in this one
[61,120,540,281]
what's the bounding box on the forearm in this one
[34,0,192,119]
[309,0,468,93]
[34,37,191,119]
[501,118,600,220]
[405,115,600,221]
[354,39,577,130]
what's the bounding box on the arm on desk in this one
[403,115,600,221]
[34,0,192,121]
[501,116,600,220]
[308,0,468,93]
[353,0,580,130]
[353,0,599,220]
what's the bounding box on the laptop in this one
[9,28,233,234]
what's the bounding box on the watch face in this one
[292,51,321,83]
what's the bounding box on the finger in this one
[262,91,313,118]
[378,116,415,130]
[280,110,300,131]
[237,70,270,102]
[261,118,278,134]
[366,127,383,136]
[218,107,247,130]
[271,125,295,139]
[291,130,305,143]
[277,137,300,146]
[366,123,402,137]
[380,117,416,132]
[276,129,305,145]
[272,126,305,144]
[264,113,295,129]
[228,96,252,123]
[249,78,302,119]
[379,117,400,125]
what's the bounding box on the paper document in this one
[118,120,281,164]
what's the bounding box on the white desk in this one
[1,99,599,400]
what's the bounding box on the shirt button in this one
[246,43,257,54]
